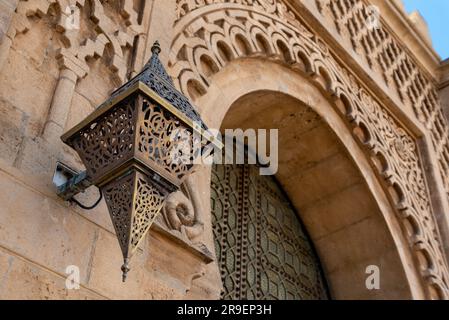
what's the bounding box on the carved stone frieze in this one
[10,0,143,82]
[314,0,449,208]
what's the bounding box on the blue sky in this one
[402,0,449,60]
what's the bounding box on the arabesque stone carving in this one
[9,0,142,81]
[315,0,449,210]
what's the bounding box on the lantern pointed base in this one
[102,168,172,281]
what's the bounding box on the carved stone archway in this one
[168,2,449,298]
[196,60,425,299]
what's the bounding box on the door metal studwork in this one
[211,163,328,300]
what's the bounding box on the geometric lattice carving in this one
[211,163,328,300]
[171,0,449,298]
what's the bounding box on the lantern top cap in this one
[61,40,213,143]
[107,40,207,129]
[142,41,174,85]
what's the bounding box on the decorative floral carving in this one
[393,129,415,163]
[175,0,301,28]
[163,190,204,240]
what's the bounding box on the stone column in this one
[43,68,78,145]
[128,0,154,77]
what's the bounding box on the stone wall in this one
[0,0,18,68]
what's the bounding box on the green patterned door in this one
[211,162,328,300]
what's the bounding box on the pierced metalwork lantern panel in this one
[102,169,168,280]
[136,97,197,183]
[66,96,138,184]
[64,91,201,188]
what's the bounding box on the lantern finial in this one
[121,259,130,282]
[151,41,161,55]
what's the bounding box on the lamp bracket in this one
[53,162,93,201]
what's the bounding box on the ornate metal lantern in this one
[60,41,220,281]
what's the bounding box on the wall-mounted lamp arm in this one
[71,190,103,210]
[53,162,94,203]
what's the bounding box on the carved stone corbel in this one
[163,176,206,241]
[151,173,214,266]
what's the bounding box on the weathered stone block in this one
[0,170,98,285]
[0,247,104,300]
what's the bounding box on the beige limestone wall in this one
[0,0,18,70]
[0,0,17,42]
